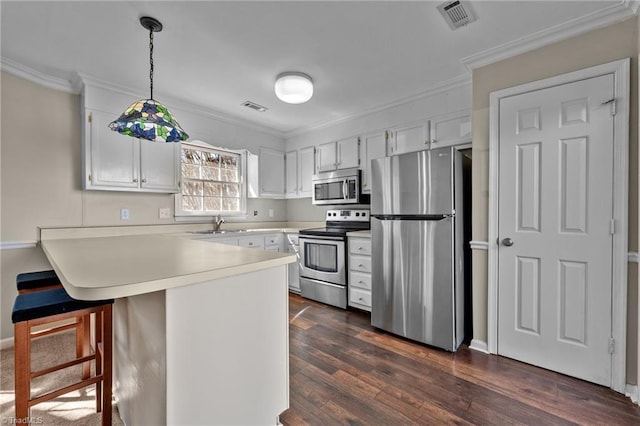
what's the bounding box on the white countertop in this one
[42,234,296,300]
[346,230,371,237]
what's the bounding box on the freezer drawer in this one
[371,217,460,351]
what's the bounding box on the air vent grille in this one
[242,101,268,112]
[437,0,476,30]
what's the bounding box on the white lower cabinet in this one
[286,233,300,293]
[348,235,372,311]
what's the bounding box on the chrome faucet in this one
[213,214,225,232]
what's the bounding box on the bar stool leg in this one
[81,314,91,380]
[14,321,30,422]
[102,304,113,426]
[95,310,103,413]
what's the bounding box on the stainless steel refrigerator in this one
[370,147,466,351]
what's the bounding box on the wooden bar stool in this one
[16,270,92,380]
[12,287,114,425]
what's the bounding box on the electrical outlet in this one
[159,208,171,219]
[120,208,130,220]
[253,210,258,216]
[268,209,274,218]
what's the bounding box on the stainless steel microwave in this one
[312,168,369,205]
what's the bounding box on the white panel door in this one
[498,74,615,386]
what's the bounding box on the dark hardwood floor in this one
[281,294,640,425]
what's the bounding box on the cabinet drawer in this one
[349,271,371,291]
[349,287,371,309]
[349,238,371,255]
[265,234,282,246]
[238,236,265,248]
[349,255,371,273]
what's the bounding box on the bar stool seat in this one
[12,287,114,425]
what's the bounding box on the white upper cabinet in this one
[84,109,179,193]
[388,121,430,156]
[140,139,181,192]
[317,136,360,172]
[359,130,389,193]
[429,112,471,148]
[298,146,315,198]
[258,147,285,197]
[285,150,298,198]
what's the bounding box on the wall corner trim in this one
[0,241,38,250]
[469,339,489,354]
[469,240,489,250]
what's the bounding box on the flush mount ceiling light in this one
[109,16,188,142]
[274,72,313,104]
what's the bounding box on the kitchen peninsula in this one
[40,229,295,425]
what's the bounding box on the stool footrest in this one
[29,375,103,407]
[31,321,81,339]
[31,354,96,379]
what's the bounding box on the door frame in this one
[487,58,630,393]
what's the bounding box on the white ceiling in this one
[1,1,637,135]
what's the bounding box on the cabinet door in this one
[285,150,298,198]
[429,113,471,148]
[390,121,430,155]
[140,140,180,192]
[360,131,388,193]
[336,136,359,169]
[298,146,315,198]
[86,109,139,189]
[316,141,337,172]
[258,147,285,197]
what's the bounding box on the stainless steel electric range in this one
[298,209,370,309]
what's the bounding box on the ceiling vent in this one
[241,101,268,112]
[437,0,477,30]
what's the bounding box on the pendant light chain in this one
[149,28,154,100]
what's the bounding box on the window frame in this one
[174,140,247,218]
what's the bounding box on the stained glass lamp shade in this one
[109,99,188,142]
[109,16,188,143]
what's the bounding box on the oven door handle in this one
[299,236,345,242]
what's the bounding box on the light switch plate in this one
[120,208,130,220]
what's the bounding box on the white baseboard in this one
[0,337,14,350]
[469,338,489,353]
[625,384,639,404]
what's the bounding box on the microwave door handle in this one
[343,180,348,200]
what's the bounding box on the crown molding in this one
[461,1,638,71]
[285,74,471,138]
[73,72,284,138]
[0,58,284,138]
[1,56,77,94]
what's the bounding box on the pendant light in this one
[109,16,188,142]
[275,72,313,104]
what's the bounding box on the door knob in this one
[502,238,514,247]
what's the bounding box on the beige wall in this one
[471,17,639,384]
[0,72,286,339]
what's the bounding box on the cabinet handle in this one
[358,280,364,284]
[358,297,364,301]
[141,178,147,183]
[133,178,138,183]
[248,242,253,246]
[358,264,363,268]
[431,139,437,144]
[358,247,363,250]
